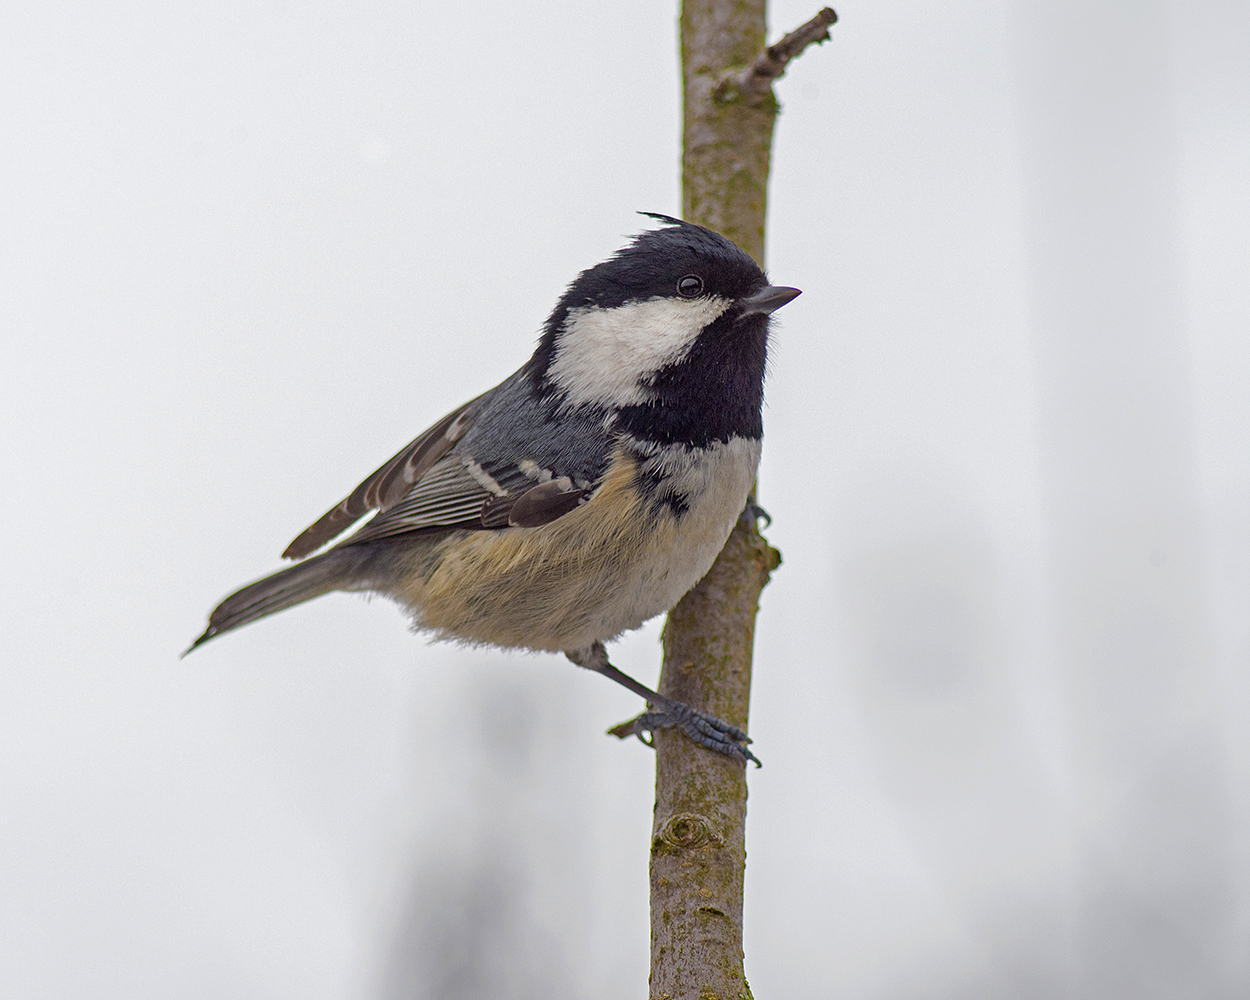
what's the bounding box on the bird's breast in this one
[393,437,762,652]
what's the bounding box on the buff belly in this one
[387,440,761,652]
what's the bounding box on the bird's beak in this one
[737,285,802,318]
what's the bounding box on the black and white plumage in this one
[190,215,800,765]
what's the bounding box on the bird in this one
[188,214,799,766]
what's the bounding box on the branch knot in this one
[654,813,725,853]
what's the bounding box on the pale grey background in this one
[2,1,1248,997]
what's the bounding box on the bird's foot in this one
[568,641,760,766]
[740,495,771,529]
[608,702,761,767]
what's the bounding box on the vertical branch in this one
[650,524,778,1000]
[649,5,836,999]
[681,0,773,263]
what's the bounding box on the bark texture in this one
[649,5,835,999]
[651,522,779,1000]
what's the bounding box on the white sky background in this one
[2,0,1248,997]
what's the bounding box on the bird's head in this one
[528,215,800,445]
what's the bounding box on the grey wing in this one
[283,372,614,557]
[282,394,484,560]
[341,453,592,545]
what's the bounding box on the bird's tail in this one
[186,545,387,654]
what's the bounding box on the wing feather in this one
[342,456,500,543]
[340,457,592,543]
[282,394,484,560]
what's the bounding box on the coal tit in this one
[190,214,800,765]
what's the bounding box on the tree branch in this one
[645,4,837,998]
[734,7,838,97]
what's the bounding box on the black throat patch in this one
[611,311,768,448]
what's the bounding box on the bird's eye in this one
[677,275,704,298]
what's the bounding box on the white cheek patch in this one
[547,296,732,408]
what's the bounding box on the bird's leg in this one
[565,641,760,767]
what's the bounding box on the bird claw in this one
[608,701,761,767]
[740,496,771,529]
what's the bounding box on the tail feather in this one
[186,547,379,654]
